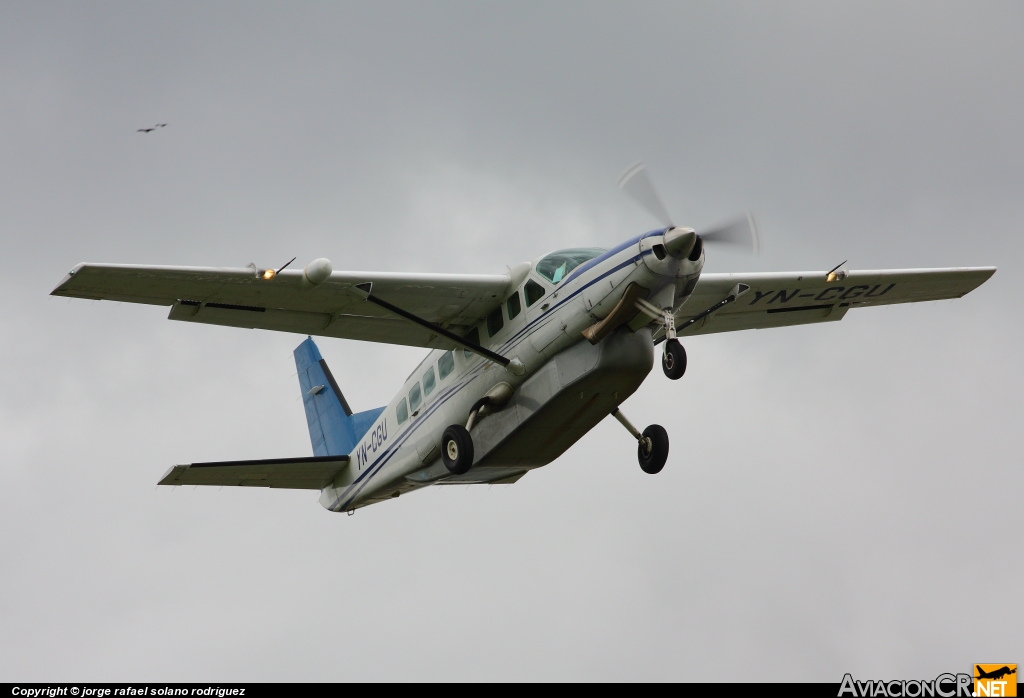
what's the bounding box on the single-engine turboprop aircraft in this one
[51,164,995,513]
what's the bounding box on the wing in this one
[670,267,995,337]
[158,455,350,489]
[51,263,513,349]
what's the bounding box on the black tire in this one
[638,424,669,474]
[662,339,687,380]
[441,424,474,475]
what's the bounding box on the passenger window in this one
[506,291,522,320]
[409,383,422,414]
[463,326,480,358]
[438,351,455,380]
[396,398,408,425]
[486,307,504,337]
[423,366,436,396]
[525,279,546,307]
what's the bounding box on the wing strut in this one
[353,283,519,370]
[678,283,750,332]
[650,283,750,342]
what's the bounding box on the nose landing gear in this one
[611,407,669,474]
[635,297,687,381]
[658,308,687,380]
[661,338,686,380]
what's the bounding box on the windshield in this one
[535,248,605,284]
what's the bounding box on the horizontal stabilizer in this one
[158,455,350,489]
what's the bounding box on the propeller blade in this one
[617,161,674,229]
[699,213,762,254]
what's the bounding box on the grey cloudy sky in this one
[2,1,1021,682]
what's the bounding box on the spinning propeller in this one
[617,161,762,255]
[614,162,759,388]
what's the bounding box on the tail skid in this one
[294,337,384,457]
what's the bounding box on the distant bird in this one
[137,124,167,133]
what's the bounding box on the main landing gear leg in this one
[611,407,669,474]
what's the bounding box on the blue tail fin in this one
[294,337,385,457]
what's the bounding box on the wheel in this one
[441,424,474,475]
[662,339,687,380]
[638,424,669,474]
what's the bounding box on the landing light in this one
[262,269,276,280]
[825,260,848,283]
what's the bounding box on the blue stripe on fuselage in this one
[561,229,663,286]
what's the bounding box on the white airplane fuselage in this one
[322,229,701,512]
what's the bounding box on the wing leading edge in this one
[51,263,513,350]
[670,267,995,337]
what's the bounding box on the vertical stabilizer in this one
[294,337,385,457]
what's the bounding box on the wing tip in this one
[50,263,88,296]
[157,464,187,486]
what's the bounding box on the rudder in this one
[294,337,384,457]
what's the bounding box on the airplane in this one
[975,666,1016,681]
[50,164,995,514]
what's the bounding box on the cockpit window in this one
[536,248,605,284]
